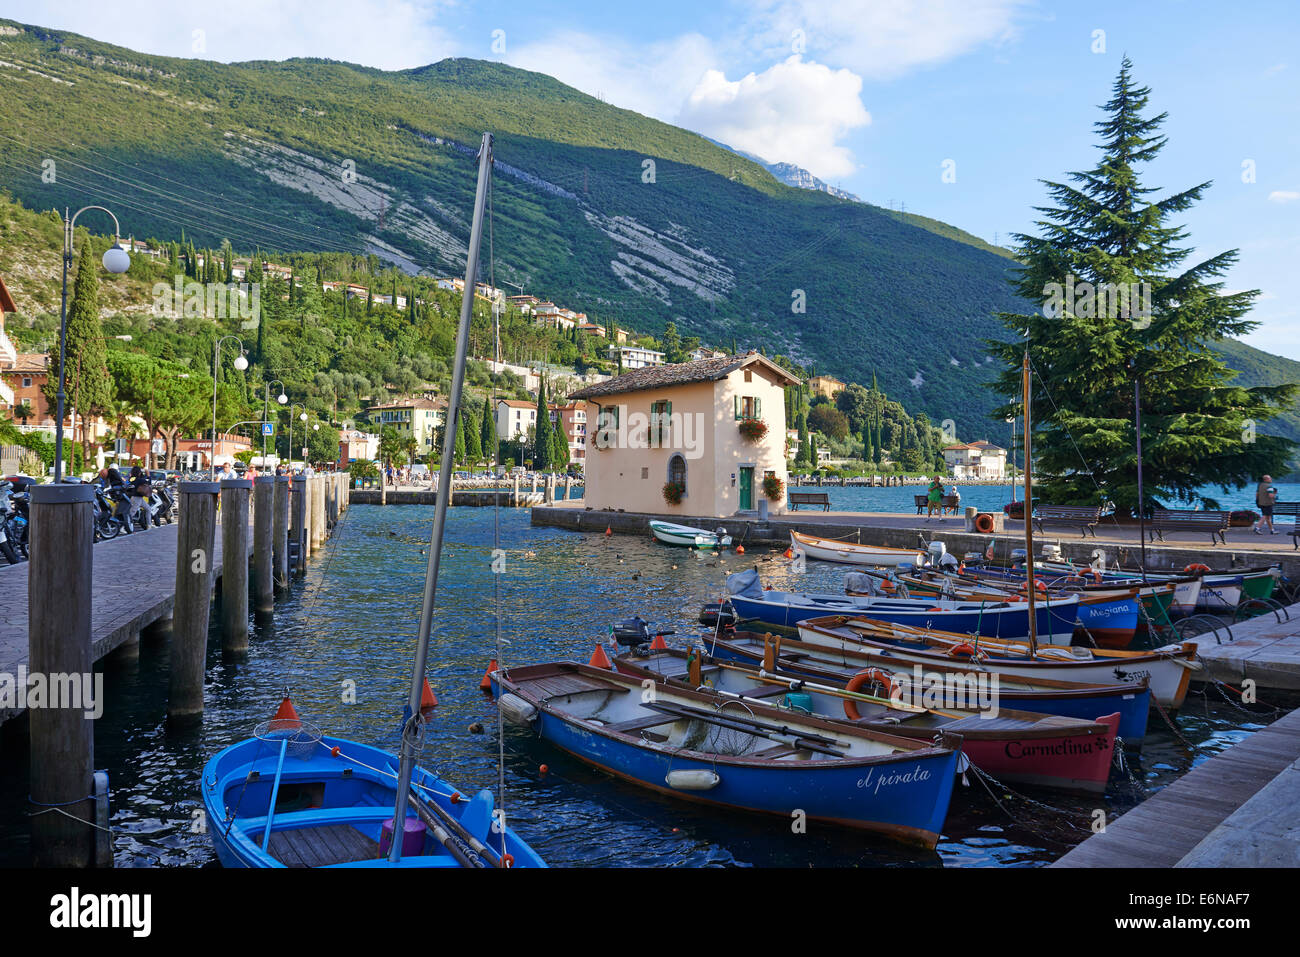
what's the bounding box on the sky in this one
[6,0,1297,359]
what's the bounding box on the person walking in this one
[1253,475,1279,534]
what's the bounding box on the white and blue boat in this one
[724,570,1079,643]
[492,660,963,848]
[203,710,545,868]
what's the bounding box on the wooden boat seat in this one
[751,744,803,759]
[733,684,791,700]
[603,714,677,733]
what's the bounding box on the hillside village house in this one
[570,352,798,517]
[808,374,846,400]
[338,428,380,465]
[549,401,591,466]
[0,276,19,410]
[942,440,1007,480]
[367,397,447,456]
[495,399,538,444]
[609,344,665,369]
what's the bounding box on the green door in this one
[739,466,754,511]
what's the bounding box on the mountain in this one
[0,18,1293,455]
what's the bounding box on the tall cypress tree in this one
[463,407,482,462]
[532,380,553,471]
[989,57,1296,512]
[47,242,113,461]
[480,398,497,464]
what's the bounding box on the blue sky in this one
[8,0,1297,358]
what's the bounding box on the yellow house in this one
[366,397,447,455]
[569,352,799,517]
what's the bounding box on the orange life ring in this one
[843,668,898,719]
[974,513,995,534]
[1091,569,1103,584]
[1184,563,1210,576]
[947,642,983,660]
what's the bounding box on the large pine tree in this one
[989,58,1296,513]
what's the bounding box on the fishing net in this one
[254,719,323,760]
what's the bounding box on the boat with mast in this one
[203,132,545,869]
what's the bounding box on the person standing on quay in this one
[1253,475,1278,534]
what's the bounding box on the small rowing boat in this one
[615,647,1121,793]
[790,530,925,567]
[490,660,963,848]
[705,628,1152,747]
[650,519,732,548]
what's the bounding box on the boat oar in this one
[709,661,965,719]
[405,790,490,869]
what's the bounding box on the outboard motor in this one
[699,601,736,628]
[611,617,674,656]
[926,541,947,567]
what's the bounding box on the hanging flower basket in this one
[762,475,785,502]
[738,417,768,442]
[662,481,685,505]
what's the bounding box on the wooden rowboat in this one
[790,530,925,567]
[615,647,1121,794]
[650,519,732,548]
[491,660,963,848]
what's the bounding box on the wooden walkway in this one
[1194,602,1300,691]
[0,522,238,725]
[1052,707,1300,867]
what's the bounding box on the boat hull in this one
[705,632,1151,747]
[650,520,730,548]
[790,530,924,567]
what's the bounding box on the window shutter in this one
[734,395,740,420]
[755,397,761,418]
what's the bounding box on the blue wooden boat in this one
[491,660,963,848]
[725,570,1078,643]
[202,711,546,868]
[704,629,1152,747]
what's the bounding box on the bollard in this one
[273,476,290,591]
[326,474,337,530]
[380,466,387,506]
[220,479,252,653]
[565,474,573,502]
[291,479,307,575]
[311,475,326,551]
[513,474,520,507]
[169,482,219,720]
[27,483,96,867]
[531,474,538,497]
[253,476,275,616]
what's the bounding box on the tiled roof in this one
[5,352,49,374]
[569,352,799,400]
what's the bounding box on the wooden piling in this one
[513,474,520,507]
[311,474,326,551]
[273,475,290,591]
[253,476,275,616]
[169,482,219,720]
[564,474,573,501]
[27,484,96,867]
[219,478,252,653]
[291,479,307,575]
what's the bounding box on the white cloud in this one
[506,31,715,122]
[1267,191,1300,203]
[678,55,871,179]
[745,0,1029,79]
[3,0,458,70]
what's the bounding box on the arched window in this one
[667,454,687,495]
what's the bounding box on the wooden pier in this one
[1053,706,1300,867]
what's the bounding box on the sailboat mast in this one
[1022,351,1038,654]
[388,132,494,863]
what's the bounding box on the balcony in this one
[0,379,13,407]
[0,327,15,366]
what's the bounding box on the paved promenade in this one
[0,522,232,724]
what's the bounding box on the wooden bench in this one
[788,491,831,511]
[1147,508,1231,546]
[913,494,929,515]
[1268,502,1299,549]
[1033,505,1107,538]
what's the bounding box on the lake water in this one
[789,482,1300,518]
[0,504,1291,867]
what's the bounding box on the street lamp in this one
[212,336,248,479]
[55,206,130,481]
[262,379,287,465]
[1005,413,1016,503]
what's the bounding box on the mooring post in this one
[27,483,96,867]
[253,476,275,616]
[513,474,520,507]
[380,466,387,506]
[169,482,219,721]
[273,475,290,591]
[311,475,326,551]
[291,479,307,575]
[219,478,252,653]
[565,474,573,501]
[325,473,337,530]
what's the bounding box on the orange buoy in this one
[501,853,515,868]
[272,694,301,728]
[588,644,613,669]
[650,633,668,651]
[420,678,439,713]
[736,545,744,555]
[605,526,612,536]
[480,659,498,693]
[450,792,461,804]
[539,764,549,775]
[783,548,793,559]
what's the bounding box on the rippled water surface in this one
[0,504,1290,867]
